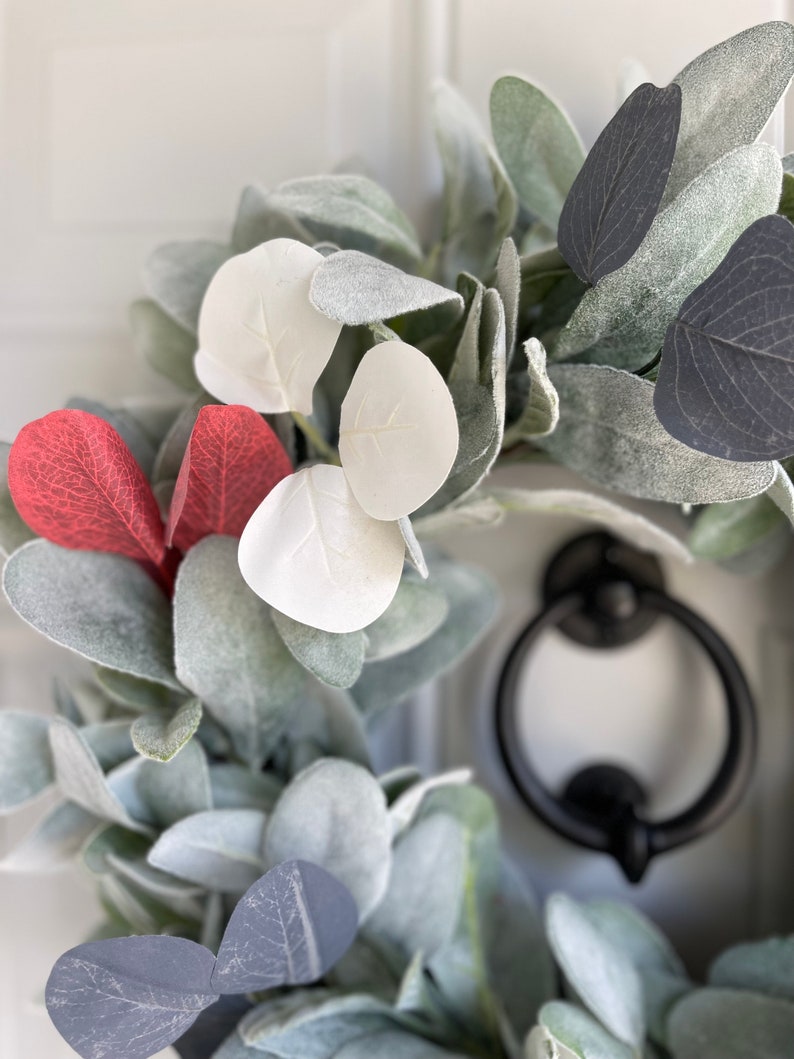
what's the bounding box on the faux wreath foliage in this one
[0,18,793,1059]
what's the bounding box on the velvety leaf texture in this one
[45,935,218,1059]
[212,859,358,993]
[654,214,794,461]
[558,82,682,285]
[8,410,165,565]
[166,404,292,551]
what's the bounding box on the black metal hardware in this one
[494,532,757,883]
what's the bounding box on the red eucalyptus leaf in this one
[8,409,165,565]
[166,405,293,552]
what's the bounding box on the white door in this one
[0,2,791,1053]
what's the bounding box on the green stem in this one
[291,412,339,465]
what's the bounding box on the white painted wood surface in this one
[0,2,791,1053]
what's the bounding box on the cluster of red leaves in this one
[8,404,292,593]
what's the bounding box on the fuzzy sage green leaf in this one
[540,365,776,503]
[131,699,203,762]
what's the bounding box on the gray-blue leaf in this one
[46,935,218,1059]
[0,711,53,812]
[212,859,358,994]
[558,83,681,285]
[654,214,794,461]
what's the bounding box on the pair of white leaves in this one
[195,238,459,632]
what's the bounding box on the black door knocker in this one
[494,532,757,883]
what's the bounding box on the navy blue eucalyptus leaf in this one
[558,82,682,285]
[46,935,219,1059]
[654,214,794,461]
[211,859,359,994]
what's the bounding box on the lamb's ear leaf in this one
[0,442,34,558]
[665,21,794,203]
[3,542,181,689]
[232,184,314,252]
[147,809,267,894]
[545,893,645,1047]
[272,610,366,689]
[654,214,794,462]
[144,240,231,333]
[267,175,422,267]
[350,554,498,716]
[433,79,518,283]
[136,737,212,828]
[0,801,98,872]
[558,83,681,285]
[310,250,463,325]
[45,935,218,1059]
[130,298,199,392]
[212,859,358,993]
[131,699,203,762]
[668,987,794,1059]
[174,535,306,768]
[363,577,449,662]
[0,711,53,812]
[503,338,559,444]
[367,814,467,963]
[540,365,776,504]
[536,1000,635,1059]
[708,937,794,1001]
[490,75,585,231]
[264,758,392,921]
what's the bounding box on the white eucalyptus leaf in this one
[268,174,422,266]
[545,893,645,1047]
[0,801,97,872]
[174,536,306,768]
[433,80,518,282]
[3,541,182,689]
[131,700,203,762]
[148,809,267,893]
[136,738,212,828]
[488,487,692,562]
[490,76,585,230]
[310,251,463,325]
[503,338,559,443]
[554,145,782,369]
[367,814,466,960]
[665,22,794,203]
[0,711,53,812]
[540,365,775,503]
[272,610,366,689]
[144,240,230,333]
[351,555,498,716]
[398,517,428,578]
[195,239,342,415]
[238,466,405,634]
[539,1001,635,1059]
[363,577,449,662]
[709,937,794,1001]
[339,341,459,521]
[668,987,794,1059]
[48,718,150,834]
[264,758,391,920]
